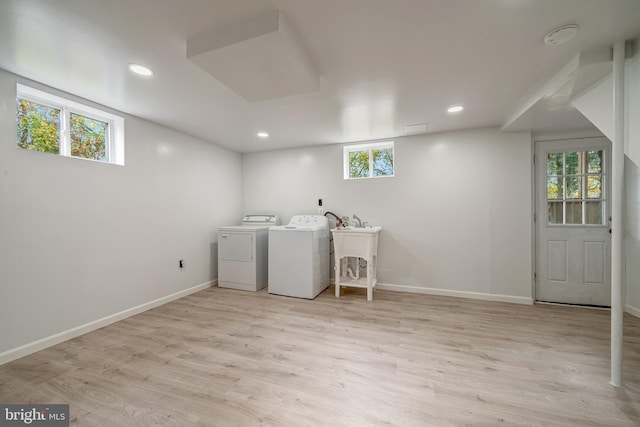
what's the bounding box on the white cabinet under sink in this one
[331,226,381,301]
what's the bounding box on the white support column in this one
[610,41,625,387]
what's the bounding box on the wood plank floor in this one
[1,286,639,426]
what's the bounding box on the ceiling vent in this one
[405,123,428,134]
[187,10,319,102]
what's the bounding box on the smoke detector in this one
[544,25,578,46]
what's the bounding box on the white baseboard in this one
[375,283,534,305]
[0,280,215,365]
[626,304,640,319]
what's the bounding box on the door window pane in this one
[587,175,602,199]
[587,150,603,173]
[565,152,582,175]
[585,202,603,225]
[547,153,563,176]
[566,202,582,224]
[548,202,563,224]
[547,177,564,199]
[566,177,581,199]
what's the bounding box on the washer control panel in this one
[241,215,279,226]
[287,215,329,228]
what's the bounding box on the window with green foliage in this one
[16,99,61,154]
[69,112,108,161]
[16,84,125,165]
[343,141,394,179]
[546,149,606,225]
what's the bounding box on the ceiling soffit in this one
[187,9,319,102]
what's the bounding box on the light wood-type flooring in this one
[1,286,640,426]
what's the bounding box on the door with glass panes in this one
[535,137,611,306]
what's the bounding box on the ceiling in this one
[0,0,639,153]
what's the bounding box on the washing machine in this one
[268,215,330,299]
[218,215,279,291]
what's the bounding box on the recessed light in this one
[257,132,269,138]
[128,63,154,77]
[447,105,464,113]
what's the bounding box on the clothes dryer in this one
[218,215,278,291]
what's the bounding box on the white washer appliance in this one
[268,215,330,299]
[218,215,279,291]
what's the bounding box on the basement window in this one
[16,84,124,165]
[343,141,394,179]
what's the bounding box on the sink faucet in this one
[353,214,363,228]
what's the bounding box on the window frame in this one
[16,83,125,165]
[343,141,395,180]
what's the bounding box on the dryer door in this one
[220,233,253,262]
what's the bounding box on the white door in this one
[535,137,611,306]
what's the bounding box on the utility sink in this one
[331,226,381,301]
[334,226,382,233]
[331,226,381,258]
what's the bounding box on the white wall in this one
[243,128,533,301]
[0,69,242,357]
[626,158,640,316]
[624,55,640,316]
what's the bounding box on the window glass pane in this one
[588,150,603,173]
[372,148,393,177]
[547,177,564,200]
[548,202,563,224]
[16,98,60,154]
[547,153,563,176]
[70,113,108,161]
[349,150,370,178]
[587,175,602,199]
[566,202,582,224]
[566,176,581,199]
[565,152,581,175]
[585,202,603,225]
